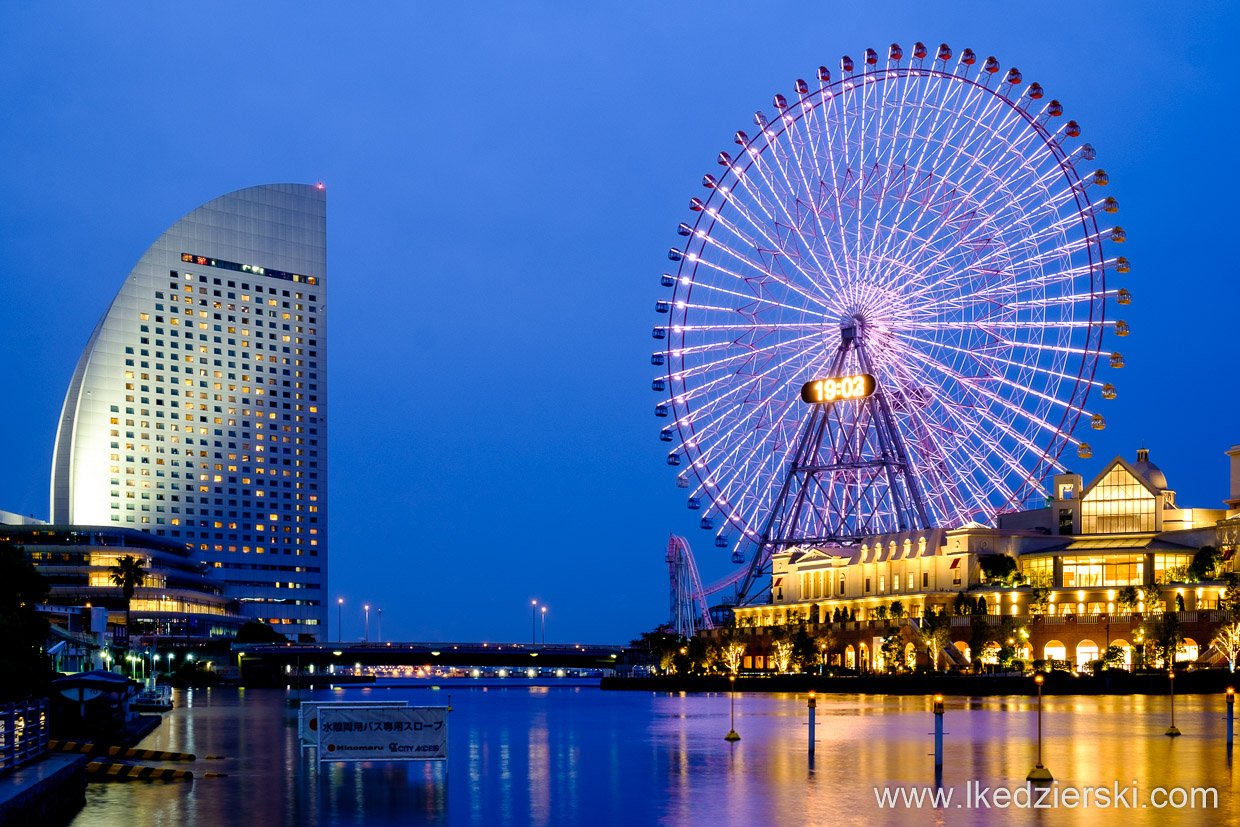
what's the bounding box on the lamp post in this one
[377,609,382,643]
[1166,670,1181,737]
[541,606,547,645]
[337,598,344,642]
[364,604,370,643]
[531,600,538,645]
[1027,674,1052,781]
[725,675,740,741]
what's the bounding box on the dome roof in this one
[1132,448,1168,490]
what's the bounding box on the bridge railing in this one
[235,641,626,653]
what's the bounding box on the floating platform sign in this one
[318,706,449,763]
[299,700,408,747]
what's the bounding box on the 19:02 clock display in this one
[800,374,876,404]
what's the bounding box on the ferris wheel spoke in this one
[899,330,1103,390]
[670,332,822,384]
[737,145,848,297]
[898,339,1091,451]
[703,180,844,307]
[671,334,826,429]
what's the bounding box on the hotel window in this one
[908,573,915,591]
[865,577,872,594]
[879,575,886,593]
[1153,553,1194,584]
[1080,466,1155,534]
[922,572,929,588]
[839,576,845,596]
[1062,554,1143,587]
[1021,556,1054,588]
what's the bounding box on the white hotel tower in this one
[51,184,328,639]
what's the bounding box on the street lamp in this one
[725,675,740,741]
[1167,670,1181,737]
[377,608,382,643]
[531,600,538,644]
[541,605,547,645]
[338,598,344,642]
[1027,674,1052,781]
[364,604,370,642]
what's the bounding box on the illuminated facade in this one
[1,524,243,639]
[50,184,327,639]
[727,447,1239,671]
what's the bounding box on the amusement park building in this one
[47,184,328,639]
[727,447,1239,671]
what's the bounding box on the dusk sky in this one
[1,2,1235,644]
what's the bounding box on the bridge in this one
[235,641,625,683]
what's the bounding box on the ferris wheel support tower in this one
[735,321,933,603]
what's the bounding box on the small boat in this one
[132,685,173,712]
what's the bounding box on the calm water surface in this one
[67,685,1240,826]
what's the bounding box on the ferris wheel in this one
[652,43,1129,570]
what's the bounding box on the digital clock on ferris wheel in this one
[800,374,876,404]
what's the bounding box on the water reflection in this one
[66,687,1239,826]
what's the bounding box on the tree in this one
[952,592,968,616]
[1189,546,1222,581]
[1212,620,1240,673]
[969,617,996,673]
[889,601,906,619]
[234,619,289,644]
[976,596,988,616]
[978,555,1018,587]
[879,628,903,673]
[688,636,719,675]
[791,625,818,672]
[717,627,746,674]
[917,612,952,671]
[1030,587,1051,615]
[1101,644,1127,670]
[0,542,53,702]
[813,628,838,671]
[1221,573,1240,619]
[109,554,147,636]
[1141,585,1164,613]
[872,604,888,621]
[1117,585,1139,614]
[770,627,795,673]
[1142,613,1184,669]
[1175,593,1186,613]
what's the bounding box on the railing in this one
[0,699,50,776]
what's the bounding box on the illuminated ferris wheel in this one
[651,43,1129,587]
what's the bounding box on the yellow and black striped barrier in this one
[51,741,197,761]
[86,761,194,781]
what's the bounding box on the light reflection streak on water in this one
[63,687,1240,827]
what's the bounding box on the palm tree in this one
[109,555,147,639]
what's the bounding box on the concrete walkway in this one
[0,752,89,827]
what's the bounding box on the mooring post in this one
[808,691,816,754]
[933,695,944,770]
[1227,687,1234,748]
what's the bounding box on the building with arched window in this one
[725,446,1239,672]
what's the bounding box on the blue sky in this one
[0,2,1235,643]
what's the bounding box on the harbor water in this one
[67,685,1240,826]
